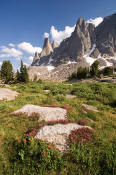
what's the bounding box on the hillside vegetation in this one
[0,81,116,175]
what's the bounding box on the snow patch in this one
[67,60,77,64]
[37,72,41,75]
[83,55,96,66]
[48,57,53,65]
[47,66,55,71]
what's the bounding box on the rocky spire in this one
[67,17,91,59]
[40,38,53,57]
[33,52,40,62]
[52,41,58,49]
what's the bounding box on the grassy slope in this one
[0,81,116,174]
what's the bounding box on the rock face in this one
[32,18,93,67]
[52,41,58,50]
[92,13,116,58]
[0,88,19,101]
[33,52,40,62]
[29,13,116,81]
[40,38,53,57]
[35,123,90,152]
[12,104,67,121]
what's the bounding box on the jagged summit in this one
[29,13,116,81]
[52,41,58,49]
[40,38,53,57]
[33,52,40,62]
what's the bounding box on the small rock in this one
[43,90,50,93]
[82,103,98,113]
[66,94,77,99]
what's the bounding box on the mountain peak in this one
[40,38,53,57]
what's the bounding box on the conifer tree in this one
[90,60,99,77]
[16,60,29,83]
[1,60,13,83]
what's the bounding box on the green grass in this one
[0,81,116,174]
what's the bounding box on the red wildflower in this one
[42,151,46,157]
[23,139,26,143]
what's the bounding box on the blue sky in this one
[0,0,116,71]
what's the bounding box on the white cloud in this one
[87,17,103,27]
[0,62,2,65]
[18,42,42,54]
[0,46,23,58]
[44,32,49,38]
[50,25,75,44]
[23,62,29,67]
[29,56,33,61]
[8,43,15,47]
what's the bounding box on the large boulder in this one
[0,88,19,101]
[12,104,67,121]
[35,123,90,152]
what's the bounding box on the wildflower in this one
[42,151,46,157]
[23,139,26,143]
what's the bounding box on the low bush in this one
[103,67,114,76]
[10,138,64,175]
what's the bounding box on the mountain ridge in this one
[29,13,116,81]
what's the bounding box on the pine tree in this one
[20,60,25,82]
[16,60,29,83]
[1,60,13,83]
[16,69,20,82]
[90,60,99,77]
[23,65,29,83]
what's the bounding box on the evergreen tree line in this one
[0,60,29,84]
[69,60,114,80]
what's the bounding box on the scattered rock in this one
[43,90,50,93]
[66,94,77,99]
[82,103,98,113]
[12,104,67,121]
[0,88,19,101]
[35,123,90,152]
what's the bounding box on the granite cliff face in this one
[32,17,94,66]
[95,13,116,57]
[29,13,116,81]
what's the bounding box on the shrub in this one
[10,138,64,175]
[103,67,114,76]
[69,127,94,145]
[77,67,89,79]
